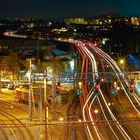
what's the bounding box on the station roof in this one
[51,49,67,55]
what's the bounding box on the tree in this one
[4,51,26,80]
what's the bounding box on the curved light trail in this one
[79,42,128,140]
[68,39,139,139]
[92,46,140,114]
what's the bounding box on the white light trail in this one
[87,44,132,139]
[81,44,120,140]
[92,46,140,114]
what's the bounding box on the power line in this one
[1,119,140,128]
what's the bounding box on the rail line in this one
[0,106,34,140]
[0,122,8,140]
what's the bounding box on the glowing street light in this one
[119,59,125,64]
[101,78,104,82]
[108,102,111,106]
[118,58,126,72]
[59,117,64,121]
[94,109,99,114]
[78,81,82,88]
[94,109,99,121]
[78,119,82,122]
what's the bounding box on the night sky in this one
[1,0,140,19]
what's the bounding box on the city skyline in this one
[1,0,140,19]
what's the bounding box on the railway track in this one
[0,100,27,113]
[0,109,34,140]
[66,95,81,140]
[0,122,8,140]
[0,97,36,140]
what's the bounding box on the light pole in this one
[28,59,33,121]
[94,109,99,121]
[118,54,130,72]
[44,69,48,140]
[119,59,125,71]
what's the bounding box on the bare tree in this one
[4,51,27,80]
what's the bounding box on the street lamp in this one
[118,54,130,71]
[119,58,125,72]
[59,117,64,121]
[27,58,34,121]
[119,59,125,64]
[108,102,114,106]
[78,119,82,122]
[108,102,111,106]
[94,109,99,114]
[43,67,52,140]
[44,69,48,140]
[94,109,99,121]
[48,68,52,74]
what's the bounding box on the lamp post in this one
[119,58,125,73]
[94,109,99,121]
[27,58,35,121]
[28,59,33,121]
[44,69,48,140]
[118,54,130,72]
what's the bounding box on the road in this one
[68,39,140,140]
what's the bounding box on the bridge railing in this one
[33,72,140,83]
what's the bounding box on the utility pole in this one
[39,82,43,139]
[29,59,33,121]
[44,70,48,140]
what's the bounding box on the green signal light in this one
[76,89,82,95]
[112,89,117,95]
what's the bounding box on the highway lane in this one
[70,40,111,139]
[74,41,102,140]
[68,39,140,139]
[82,43,131,140]
[81,44,116,140]
[88,41,140,139]
[73,41,126,140]
[75,42,98,140]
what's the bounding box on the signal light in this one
[95,84,99,90]
[76,81,82,95]
[116,86,120,90]
[130,84,134,88]
[113,81,117,87]
[95,80,100,94]
[129,81,134,93]
[56,82,60,94]
[112,89,117,95]
[76,89,82,95]
[94,43,97,47]
[112,81,119,95]
[96,79,100,88]
[93,41,99,47]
